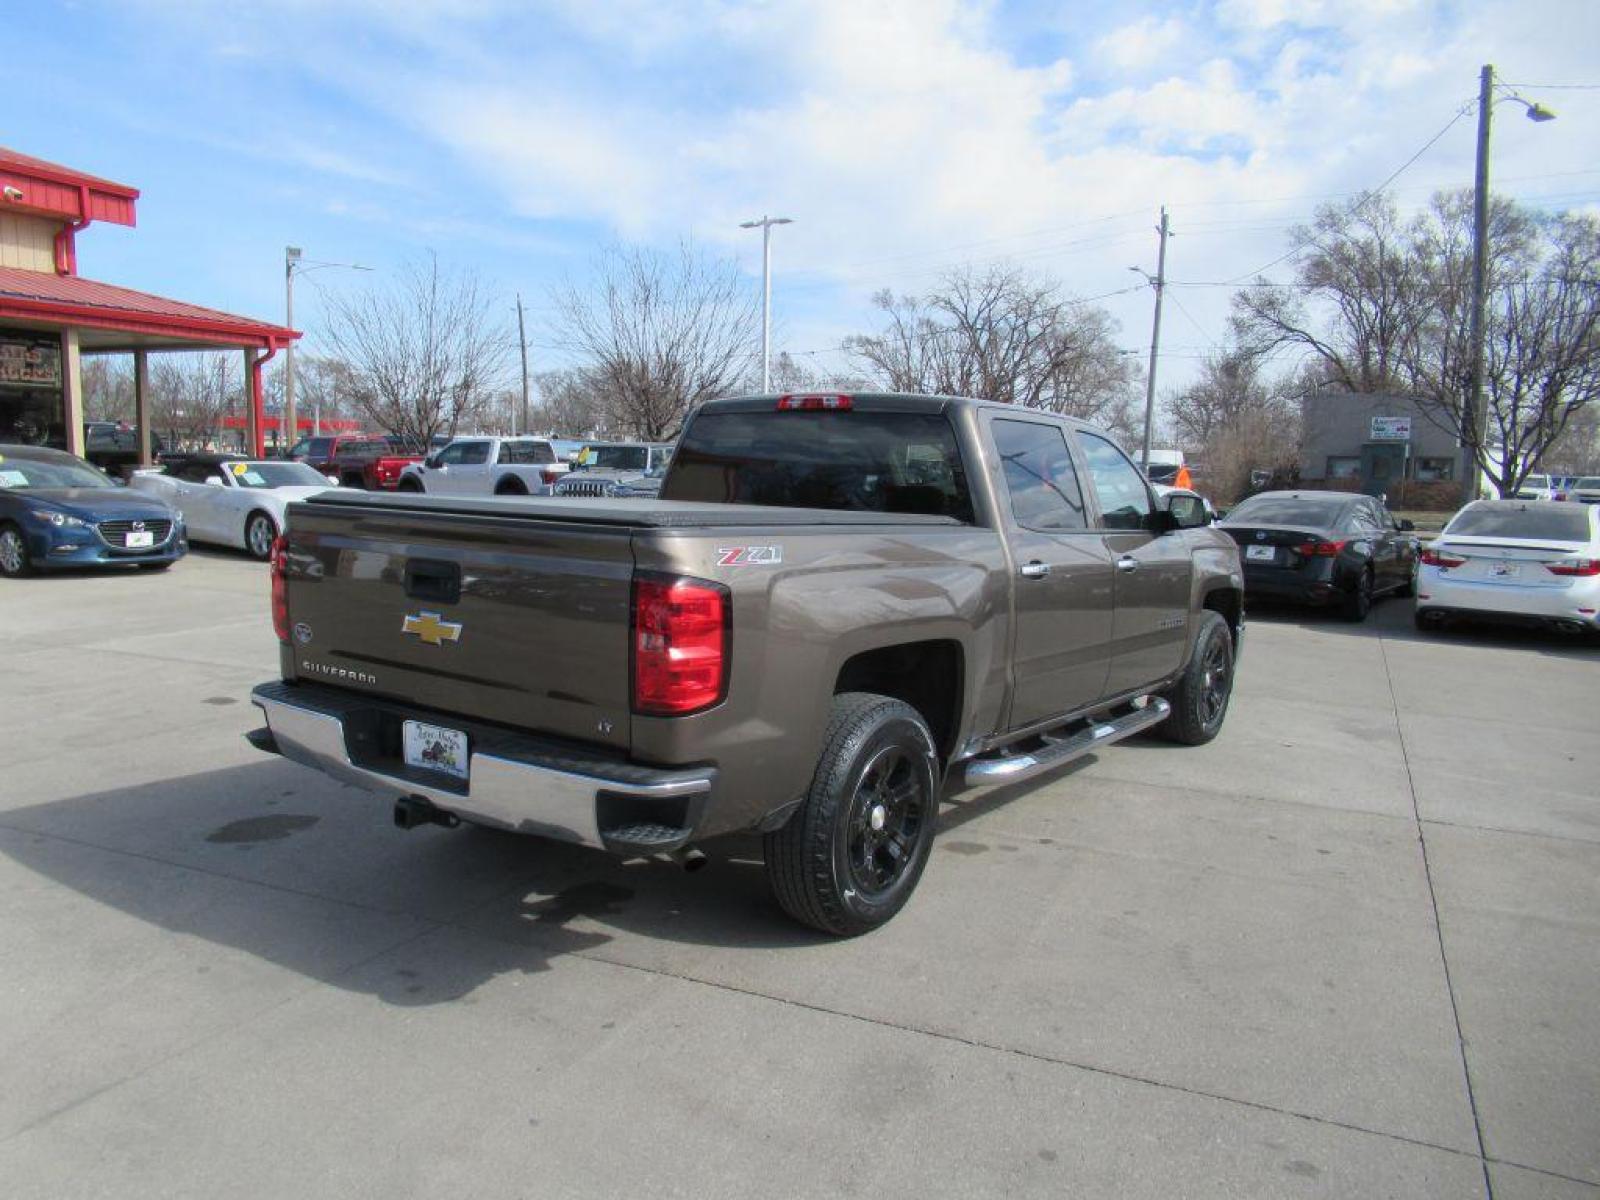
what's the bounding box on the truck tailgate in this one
[282,500,634,750]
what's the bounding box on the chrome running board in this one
[962,696,1171,788]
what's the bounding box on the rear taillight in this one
[632,575,729,716]
[777,394,853,411]
[1293,539,1347,557]
[1421,547,1466,568]
[1545,557,1600,577]
[541,469,562,486]
[270,534,290,643]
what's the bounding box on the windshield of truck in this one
[579,444,649,471]
[662,409,974,522]
[1445,503,1592,541]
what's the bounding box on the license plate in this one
[126,531,155,548]
[1490,562,1521,579]
[1245,544,1277,562]
[403,720,469,780]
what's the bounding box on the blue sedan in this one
[0,444,187,577]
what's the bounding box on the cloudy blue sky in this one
[10,0,1600,396]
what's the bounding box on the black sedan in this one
[1219,490,1418,621]
[0,444,187,577]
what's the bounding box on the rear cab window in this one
[663,407,975,522]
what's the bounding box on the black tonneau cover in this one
[301,491,964,529]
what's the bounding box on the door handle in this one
[1116,556,1139,573]
[1019,561,1051,580]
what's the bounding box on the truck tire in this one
[495,477,529,496]
[397,476,424,493]
[764,692,940,936]
[1159,610,1234,746]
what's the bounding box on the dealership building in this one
[0,147,298,461]
[1298,390,1461,497]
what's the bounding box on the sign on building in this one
[1370,416,1412,441]
[0,337,61,387]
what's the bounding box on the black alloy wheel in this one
[1160,609,1234,745]
[844,743,930,901]
[765,692,940,936]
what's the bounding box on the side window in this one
[456,441,490,466]
[992,419,1087,532]
[497,442,516,465]
[1077,432,1153,531]
[1352,504,1382,533]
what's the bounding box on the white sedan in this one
[1415,500,1600,635]
[130,458,336,559]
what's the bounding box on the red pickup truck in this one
[327,436,426,490]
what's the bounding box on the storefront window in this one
[1327,456,1361,479]
[0,333,64,448]
[1414,457,1454,481]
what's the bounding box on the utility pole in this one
[1459,65,1555,504]
[1136,207,1170,475]
[1460,66,1494,506]
[739,215,794,392]
[516,293,531,437]
[284,246,301,455]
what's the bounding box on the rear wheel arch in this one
[833,639,964,765]
[495,475,529,496]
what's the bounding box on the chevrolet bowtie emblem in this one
[402,611,462,647]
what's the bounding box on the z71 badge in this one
[716,545,783,567]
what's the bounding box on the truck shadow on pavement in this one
[0,761,837,1010]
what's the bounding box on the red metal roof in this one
[0,266,299,348]
[0,148,139,199]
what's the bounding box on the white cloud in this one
[1094,16,1188,73]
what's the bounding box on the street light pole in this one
[284,247,301,456]
[739,215,793,392]
[1133,207,1171,475]
[516,293,531,436]
[282,250,372,455]
[1459,65,1556,505]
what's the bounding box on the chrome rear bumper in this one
[250,681,714,851]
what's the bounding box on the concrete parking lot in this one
[2,549,1596,1199]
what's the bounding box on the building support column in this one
[244,347,263,457]
[61,329,84,457]
[134,350,153,466]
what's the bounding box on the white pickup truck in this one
[395,436,571,497]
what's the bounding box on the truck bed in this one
[302,490,964,529]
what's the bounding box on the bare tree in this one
[81,357,135,423]
[321,255,511,445]
[1230,193,1437,394]
[150,353,240,449]
[528,368,607,437]
[1166,353,1301,503]
[844,265,1139,425]
[1404,199,1600,495]
[550,242,760,440]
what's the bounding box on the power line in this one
[1219,101,1476,285]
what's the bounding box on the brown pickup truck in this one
[250,394,1244,934]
